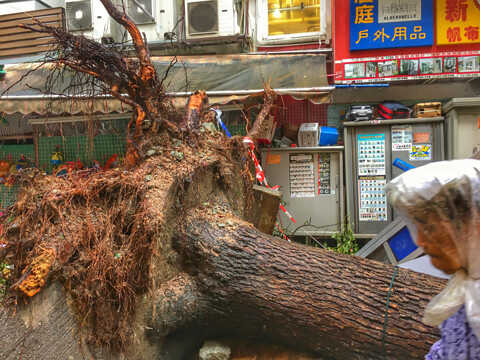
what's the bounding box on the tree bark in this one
[149,213,446,360]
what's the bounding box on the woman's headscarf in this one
[386,159,480,336]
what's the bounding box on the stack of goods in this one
[413,102,442,118]
[377,102,412,119]
[346,105,374,122]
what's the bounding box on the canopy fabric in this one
[0,97,126,115]
[155,53,328,92]
[0,53,329,115]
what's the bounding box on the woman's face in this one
[415,218,462,274]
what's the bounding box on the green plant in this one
[272,220,292,240]
[0,262,8,299]
[329,217,359,255]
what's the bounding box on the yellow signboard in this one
[437,0,480,45]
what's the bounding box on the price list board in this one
[358,176,388,222]
[357,134,386,176]
[289,153,315,198]
[318,153,331,195]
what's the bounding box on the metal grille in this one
[38,133,127,173]
[37,118,129,173]
[187,0,218,35]
[0,144,34,163]
[0,144,35,210]
[66,1,92,31]
[0,118,128,209]
[0,184,19,211]
[275,95,328,127]
[307,101,328,126]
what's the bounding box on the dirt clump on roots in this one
[0,128,254,352]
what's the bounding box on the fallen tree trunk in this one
[150,213,446,360]
[0,140,447,360]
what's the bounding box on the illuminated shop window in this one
[267,0,321,36]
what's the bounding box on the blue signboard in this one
[388,226,417,261]
[350,0,434,51]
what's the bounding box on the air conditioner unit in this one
[127,0,155,25]
[185,0,239,39]
[123,0,177,43]
[66,0,93,31]
[66,0,122,42]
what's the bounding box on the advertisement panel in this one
[350,0,434,51]
[436,0,480,45]
[338,51,480,83]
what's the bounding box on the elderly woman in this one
[386,159,480,359]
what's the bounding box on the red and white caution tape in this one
[243,137,297,226]
[243,137,268,186]
[279,204,296,224]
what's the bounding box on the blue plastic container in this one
[318,126,338,146]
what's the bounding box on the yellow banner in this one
[437,0,480,45]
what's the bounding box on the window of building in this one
[257,0,326,43]
[267,0,321,36]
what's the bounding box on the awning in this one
[0,53,331,115]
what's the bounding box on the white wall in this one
[0,1,39,15]
[0,0,65,16]
[44,0,65,7]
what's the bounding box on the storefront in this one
[335,0,480,85]
[0,53,332,210]
[332,0,480,244]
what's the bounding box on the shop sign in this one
[350,0,434,51]
[436,0,480,45]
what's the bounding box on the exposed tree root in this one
[0,128,254,352]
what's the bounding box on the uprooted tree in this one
[0,2,447,359]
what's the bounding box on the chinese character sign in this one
[437,0,480,45]
[350,0,434,50]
